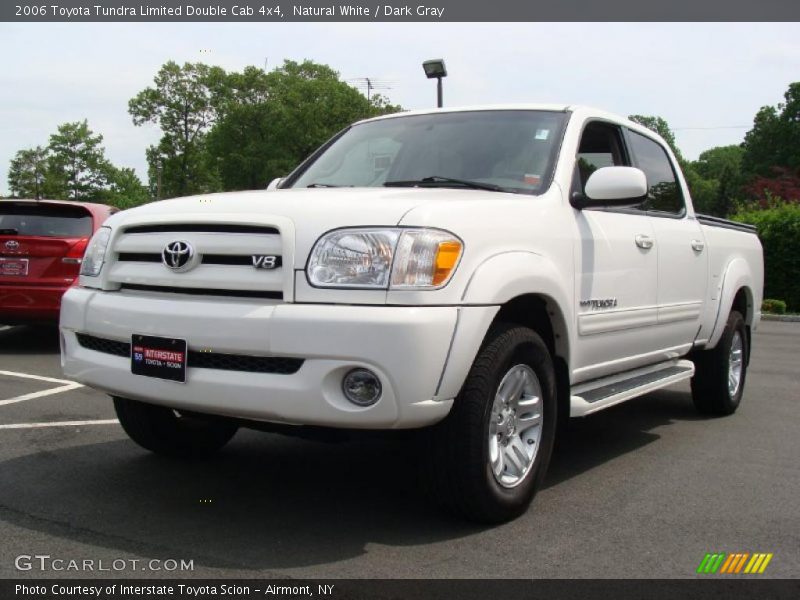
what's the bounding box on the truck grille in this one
[123,224,279,235]
[108,223,286,298]
[76,333,304,375]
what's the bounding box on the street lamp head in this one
[422,59,447,79]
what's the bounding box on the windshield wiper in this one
[306,183,341,188]
[0,228,19,235]
[383,175,508,193]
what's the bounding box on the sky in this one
[1,22,799,195]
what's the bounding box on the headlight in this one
[79,227,111,277]
[307,228,463,289]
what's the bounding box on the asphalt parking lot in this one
[0,321,797,579]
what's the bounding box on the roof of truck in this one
[356,103,670,149]
[359,103,634,121]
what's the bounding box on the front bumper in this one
[60,287,461,429]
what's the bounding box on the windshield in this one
[0,204,93,237]
[288,110,568,195]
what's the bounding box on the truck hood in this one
[108,187,510,268]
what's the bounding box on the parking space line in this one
[0,419,119,430]
[0,370,84,406]
[0,383,85,406]
[0,369,81,385]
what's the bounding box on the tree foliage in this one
[128,59,402,196]
[8,146,50,199]
[46,120,112,201]
[733,201,800,311]
[105,166,151,209]
[207,60,402,191]
[129,61,228,198]
[741,82,800,181]
[7,121,148,207]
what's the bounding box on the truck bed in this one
[696,213,757,234]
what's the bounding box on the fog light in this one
[342,369,382,407]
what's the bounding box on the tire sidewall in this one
[721,312,748,410]
[478,330,557,512]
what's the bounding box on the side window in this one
[627,130,684,215]
[574,122,629,193]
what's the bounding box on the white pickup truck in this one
[60,105,763,522]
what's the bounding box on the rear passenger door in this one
[626,130,708,351]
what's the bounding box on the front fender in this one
[434,252,573,401]
[461,251,573,312]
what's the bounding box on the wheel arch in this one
[437,252,574,424]
[707,257,760,351]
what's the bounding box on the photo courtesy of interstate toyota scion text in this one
[59,105,764,522]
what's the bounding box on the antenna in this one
[346,77,396,101]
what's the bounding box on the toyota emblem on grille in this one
[4,240,19,251]
[162,240,195,272]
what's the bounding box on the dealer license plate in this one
[131,334,187,383]
[0,257,29,276]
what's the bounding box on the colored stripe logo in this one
[697,552,773,574]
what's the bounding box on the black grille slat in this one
[124,224,279,235]
[116,253,280,268]
[187,351,302,374]
[203,254,252,266]
[120,284,282,300]
[75,333,303,375]
[118,252,162,262]
[76,334,129,357]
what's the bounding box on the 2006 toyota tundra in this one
[60,105,763,522]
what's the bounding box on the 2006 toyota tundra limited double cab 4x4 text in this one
[60,105,764,522]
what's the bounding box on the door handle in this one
[635,234,654,250]
[691,239,705,252]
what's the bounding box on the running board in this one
[570,359,695,417]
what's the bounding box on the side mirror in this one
[267,177,284,191]
[571,166,648,209]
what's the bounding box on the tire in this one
[113,396,238,458]
[691,310,748,416]
[424,323,557,523]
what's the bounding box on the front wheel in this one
[691,310,748,416]
[424,324,557,523]
[113,397,238,458]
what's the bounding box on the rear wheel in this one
[113,397,238,457]
[424,324,557,523]
[691,310,748,416]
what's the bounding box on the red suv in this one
[0,199,117,325]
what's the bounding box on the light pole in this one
[422,59,447,108]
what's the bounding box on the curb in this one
[762,314,800,322]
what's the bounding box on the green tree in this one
[682,168,719,215]
[733,201,800,311]
[694,145,744,181]
[47,120,111,201]
[741,82,800,180]
[688,145,744,217]
[7,146,50,199]
[129,61,228,198]
[207,60,402,190]
[105,166,151,209]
